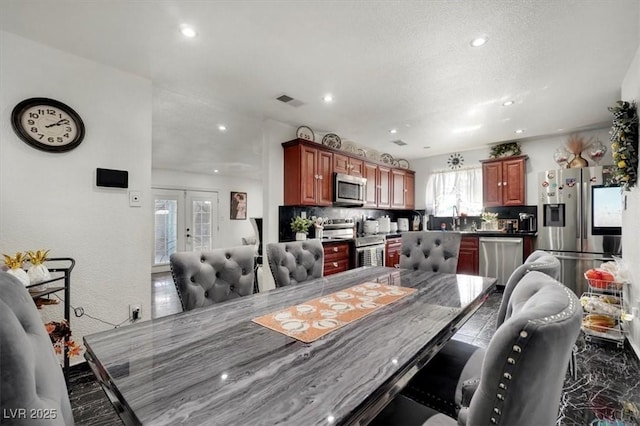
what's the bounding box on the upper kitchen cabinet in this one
[481,155,528,207]
[282,139,415,209]
[334,153,364,177]
[283,141,333,206]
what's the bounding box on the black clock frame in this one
[11,97,85,153]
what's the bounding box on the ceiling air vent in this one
[391,139,407,146]
[276,94,305,107]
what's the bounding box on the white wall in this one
[0,31,152,363]
[411,128,613,210]
[151,169,263,248]
[621,37,640,358]
[260,119,294,291]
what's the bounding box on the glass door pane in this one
[153,197,179,265]
[186,192,218,252]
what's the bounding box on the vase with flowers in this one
[291,216,313,240]
[481,212,499,231]
[26,249,51,292]
[565,134,591,168]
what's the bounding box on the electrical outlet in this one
[129,304,142,321]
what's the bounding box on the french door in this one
[153,189,219,272]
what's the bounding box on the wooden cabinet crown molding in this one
[479,154,529,164]
[282,138,415,173]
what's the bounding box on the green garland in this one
[489,142,521,159]
[609,100,639,191]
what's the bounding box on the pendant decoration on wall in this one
[447,153,464,169]
[608,100,638,191]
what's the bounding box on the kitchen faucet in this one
[452,205,459,231]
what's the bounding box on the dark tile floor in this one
[69,275,640,425]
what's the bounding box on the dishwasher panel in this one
[479,237,524,286]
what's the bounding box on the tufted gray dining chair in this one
[170,245,255,311]
[266,240,324,287]
[373,271,581,426]
[0,272,74,425]
[399,231,462,274]
[401,251,562,418]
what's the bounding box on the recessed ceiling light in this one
[515,129,525,134]
[218,124,227,131]
[423,146,431,149]
[213,169,219,173]
[502,100,515,106]
[180,25,197,38]
[470,36,488,47]
[389,129,397,134]
[323,94,334,103]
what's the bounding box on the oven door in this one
[356,244,385,267]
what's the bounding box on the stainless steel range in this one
[322,218,385,267]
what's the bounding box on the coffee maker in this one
[518,213,536,233]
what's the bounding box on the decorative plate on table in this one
[380,153,394,164]
[296,125,315,142]
[322,133,342,149]
[397,159,410,169]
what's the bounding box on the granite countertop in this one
[84,267,496,426]
[382,231,537,238]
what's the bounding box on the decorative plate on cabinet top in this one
[296,125,315,142]
[397,159,410,169]
[367,149,381,161]
[380,153,394,164]
[321,133,342,149]
[342,140,358,154]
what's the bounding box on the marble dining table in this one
[83,266,496,426]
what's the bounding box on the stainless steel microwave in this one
[334,173,366,206]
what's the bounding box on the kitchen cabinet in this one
[282,139,414,210]
[481,155,528,207]
[363,162,379,208]
[385,237,402,268]
[377,165,392,209]
[334,153,364,177]
[457,236,479,275]
[283,142,333,206]
[323,241,351,276]
[391,169,406,209]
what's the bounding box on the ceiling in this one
[1,1,638,178]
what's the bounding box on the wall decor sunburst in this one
[448,153,464,169]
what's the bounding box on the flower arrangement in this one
[45,320,82,358]
[489,142,521,159]
[481,212,499,222]
[290,216,313,234]
[609,100,639,191]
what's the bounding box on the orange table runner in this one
[252,282,417,343]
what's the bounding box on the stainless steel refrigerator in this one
[537,166,622,296]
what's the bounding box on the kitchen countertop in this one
[320,231,537,243]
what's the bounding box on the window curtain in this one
[425,166,483,217]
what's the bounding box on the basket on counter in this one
[583,273,623,291]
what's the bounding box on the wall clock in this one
[11,97,85,153]
[448,153,464,169]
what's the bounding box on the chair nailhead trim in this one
[503,373,512,380]
[499,383,506,389]
[507,357,515,364]
[520,330,528,338]
[491,418,497,424]
[512,344,521,352]
[497,393,504,400]
[494,408,501,414]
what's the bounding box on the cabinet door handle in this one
[503,181,507,186]
[333,262,338,267]
[497,182,502,186]
[333,247,339,252]
[318,175,323,180]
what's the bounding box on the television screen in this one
[591,185,622,235]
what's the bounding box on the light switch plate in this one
[129,191,141,207]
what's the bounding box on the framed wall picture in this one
[230,192,247,220]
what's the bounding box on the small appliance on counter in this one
[363,220,379,235]
[518,213,536,233]
[397,218,409,232]
[390,222,398,233]
[378,216,391,234]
